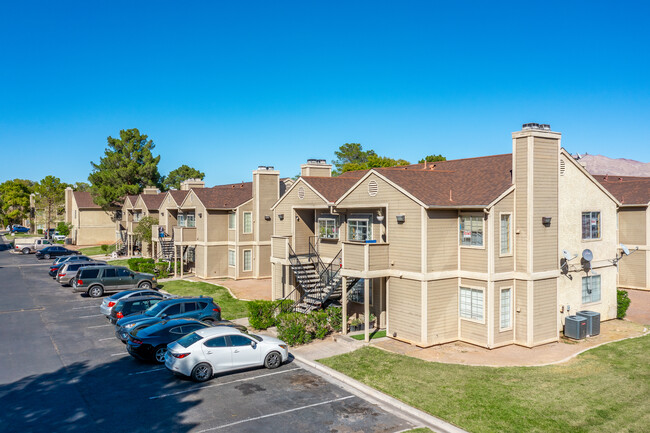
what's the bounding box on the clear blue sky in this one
[1,1,648,186]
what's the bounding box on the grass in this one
[157,280,248,321]
[350,330,387,340]
[107,259,129,267]
[79,244,116,256]
[402,429,433,433]
[319,335,650,433]
[3,232,41,238]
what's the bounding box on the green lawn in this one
[79,244,116,256]
[3,233,41,238]
[157,280,248,320]
[350,330,387,340]
[107,259,129,267]
[319,336,650,433]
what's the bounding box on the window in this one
[133,211,143,222]
[178,213,185,227]
[228,213,236,230]
[103,268,116,278]
[243,250,252,271]
[169,326,184,335]
[348,279,373,305]
[178,212,195,228]
[500,288,512,330]
[318,217,339,239]
[204,336,228,348]
[243,212,252,234]
[582,212,600,240]
[229,334,253,347]
[228,249,236,267]
[582,275,601,304]
[117,268,131,277]
[178,332,204,348]
[80,269,100,278]
[73,210,77,219]
[348,217,372,241]
[162,304,181,316]
[460,287,484,321]
[500,214,512,255]
[460,215,483,247]
[183,302,197,312]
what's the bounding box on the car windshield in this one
[177,332,203,348]
[145,302,166,317]
[249,334,263,342]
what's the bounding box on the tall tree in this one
[73,181,91,191]
[418,154,446,163]
[88,128,162,209]
[33,175,69,233]
[0,180,32,226]
[332,143,377,174]
[163,165,205,190]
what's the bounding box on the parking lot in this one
[0,247,416,433]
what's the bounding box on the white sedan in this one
[165,327,289,382]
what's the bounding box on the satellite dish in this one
[562,249,577,261]
[582,249,593,262]
[621,244,630,255]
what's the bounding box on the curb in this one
[292,354,468,433]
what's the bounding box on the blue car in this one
[11,225,29,233]
[115,297,221,343]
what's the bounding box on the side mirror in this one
[250,341,257,349]
[131,273,135,278]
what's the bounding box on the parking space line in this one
[110,352,128,357]
[88,324,112,328]
[149,367,302,400]
[128,367,166,376]
[98,337,114,341]
[78,314,104,318]
[72,305,98,310]
[0,306,44,314]
[196,395,355,432]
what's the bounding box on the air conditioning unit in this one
[577,311,601,336]
[564,315,587,340]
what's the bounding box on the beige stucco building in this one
[64,188,118,246]
[271,125,630,347]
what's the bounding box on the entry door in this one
[229,334,261,368]
[202,336,232,372]
[294,209,315,255]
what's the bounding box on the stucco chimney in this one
[180,179,205,190]
[142,186,159,194]
[300,159,332,177]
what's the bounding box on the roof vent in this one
[306,159,327,165]
[298,186,305,200]
[559,159,566,176]
[522,123,551,131]
[368,180,378,197]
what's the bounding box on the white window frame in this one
[228,249,236,267]
[582,275,601,304]
[459,214,484,248]
[347,214,373,242]
[582,211,601,240]
[228,213,236,230]
[499,213,512,256]
[318,216,339,240]
[243,212,252,234]
[499,287,512,331]
[459,286,485,323]
[348,279,373,306]
[243,249,252,272]
[133,211,143,222]
[185,212,196,228]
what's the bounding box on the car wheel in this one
[88,285,104,298]
[44,254,51,259]
[138,282,151,290]
[153,345,167,364]
[68,278,75,286]
[191,363,213,382]
[264,351,282,369]
[202,318,214,325]
[22,248,29,255]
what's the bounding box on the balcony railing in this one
[271,236,292,260]
[342,241,389,273]
[127,221,139,234]
[174,226,197,244]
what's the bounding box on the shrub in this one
[56,221,72,236]
[277,312,312,346]
[37,229,43,234]
[247,300,278,330]
[100,244,109,253]
[326,306,342,332]
[127,258,154,272]
[139,262,156,274]
[617,289,631,319]
[155,262,169,278]
[307,310,329,340]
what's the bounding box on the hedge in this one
[247,299,295,330]
[276,306,343,346]
[617,289,631,319]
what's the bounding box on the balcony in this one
[174,226,197,244]
[271,236,292,260]
[127,221,139,234]
[342,241,389,276]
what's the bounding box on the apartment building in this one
[271,125,629,347]
[116,187,164,255]
[151,170,287,279]
[595,175,650,291]
[64,188,118,245]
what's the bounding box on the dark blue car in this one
[11,225,29,233]
[126,318,210,363]
[115,297,221,343]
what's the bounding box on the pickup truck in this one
[14,238,54,254]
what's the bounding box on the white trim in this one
[228,249,236,268]
[242,249,253,272]
[270,178,330,211]
[486,185,516,209]
[499,212,513,257]
[559,149,620,206]
[459,285,486,324]
[459,212,485,249]
[243,211,253,234]
[335,170,427,208]
[499,287,513,331]
[347,213,374,242]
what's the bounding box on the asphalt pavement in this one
[0,245,416,433]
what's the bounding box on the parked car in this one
[72,265,157,298]
[53,233,67,241]
[49,255,93,277]
[11,225,30,233]
[15,238,53,254]
[127,318,211,363]
[35,246,80,260]
[100,289,168,317]
[109,295,163,324]
[57,261,106,286]
[115,297,222,343]
[165,327,289,382]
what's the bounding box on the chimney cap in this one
[257,165,275,171]
[306,159,327,165]
[522,123,551,131]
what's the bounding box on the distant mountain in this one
[573,153,650,177]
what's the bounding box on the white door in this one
[228,334,262,368]
[201,336,232,372]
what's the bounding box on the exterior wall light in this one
[198,213,203,218]
[278,214,284,220]
[264,215,271,221]
[396,214,406,223]
[542,217,552,227]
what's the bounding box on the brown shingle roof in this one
[125,195,139,206]
[302,174,366,202]
[594,175,650,206]
[373,154,513,207]
[193,182,253,209]
[168,190,190,205]
[72,191,101,208]
[140,193,166,211]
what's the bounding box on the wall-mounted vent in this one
[298,186,305,200]
[559,159,566,176]
[368,180,378,197]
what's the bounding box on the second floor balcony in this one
[342,241,390,276]
[271,235,292,261]
[174,226,197,244]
